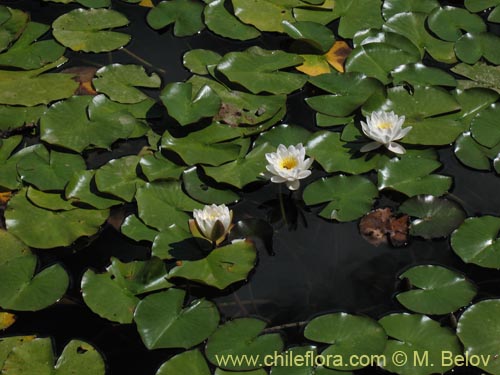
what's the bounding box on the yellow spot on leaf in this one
[139,0,154,7]
[0,191,12,205]
[0,313,16,330]
[325,41,352,73]
[295,54,331,77]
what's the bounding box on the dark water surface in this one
[3,1,500,374]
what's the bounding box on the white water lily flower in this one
[360,111,412,154]
[265,143,313,191]
[193,204,232,242]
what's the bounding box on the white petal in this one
[387,142,406,154]
[286,179,300,190]
[297,169,312,179]
[360,142,382,152]
[271,175,287,183]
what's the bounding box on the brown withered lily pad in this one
[359,208,409,247]
[214,102,267,127]
[62,66,98,96]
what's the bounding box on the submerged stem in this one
[278,184,289,228]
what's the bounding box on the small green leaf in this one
[156,350,210,375]
[183,49,222,75]
[282,21,335,52]
[147,0,205,36]
[134,288,220,349]
[204,0,260,41]
[183,166,239,204]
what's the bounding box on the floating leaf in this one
[16,145,86,191]
[82,257,172,323]
[0,58,78,106]
[282,21,335,52]
[451,62,500,94]
[136,181,203,231]
[0,22,65,69]
[382,0,439,20]
[52,9,130,53]
[5,188,108,249]
[0,229,69,311]
[0,337,105,375]
[378,153,452,197]
[183,49,222,75]
[147,0,205,37]
[169,240,257,289]
[183,167,239,205]
[205,318,284,371]
[0,313,16,330]
[455,32,500,65]
[391,63,457,87]
[427,6,486,42]
[295,54,331,76]
[161,82,221,126]
[396,265,476,315]
[134,288,220,349]
[333,0,384,39]
[156,350,210,375]
[470,104,500,148]
[121,214,159,242]
[216,47,307,95]
[40,95,142,153]
[325,40,352,73]
[454,132,500,171]
[399,195,466,239]
[457,299,500,375]
[204,0,260,41]
[303,175,378,222]
[93,64,161,104]
[379,313,461,375]
[0,137,30,190]
[65,170,122,209]
[451,215,500,269]
[305,313,386,371]
[306,131,387,174]
[203,142,274,189]
[0,105,44,133]
[231,0,296,32]
[359,208,409,247]
[139,152,185,182]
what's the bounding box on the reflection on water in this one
[4,1,500,374]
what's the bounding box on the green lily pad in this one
[333,0,384,39]
[451,62,500,94]
[457,299,500,375]
[254,124,312,148]
[134,288,220,349]
[216,47,307,95]
[383,12,456,63]
[40,95,141,153]
[379,313,461,375]
[0,58,78,106]
[0,105,44,133]
[65,170,122,209]
[16,145,86,191]
[5,188,108,249]
[0,7,29,53]
[52,9,130,53]
[204,0,260,41]
[151,224,193,259]
[306,72,384,118]
[26,187,75,211]
[183,166,239,204]
[205,318,284,371]
[399,195,466,239]
[391,63,457,87]
[139,152,185,182]
[306,131,387,174]
[303,175,378,222]
[378,153,452,197]
[445,87,499,127]
[169,240,257,289]
[156,350,210,375]
[0,22,65,69]
[396,265,476,315]
[454,132,500,171]
[95,155,145,202]
[231,0,296,32]
[451,216,500,269]
[0,338,105,375]
[121,214,159,243]
[0,229,69,311]
[427,6,486,42]
[93,64,161,104]
[455,32,500,65]
[183,49,222,75]
[203,142,274,189]
[136,181,203,231]
[147,0,205,37]
[282,21,335,52]
[0,138,32,190]
[82,257,172,323]
[382,0,439,20]
[161,82,221,126]
[470,104,500,148]
[305,313,387,371]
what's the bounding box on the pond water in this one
[3,1,500,374]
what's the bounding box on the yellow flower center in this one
[377,121,393,130]
[279,156,298,170]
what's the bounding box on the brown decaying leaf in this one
[0,191,12,206]
[359,208,409,247]
[0,312,16,331]
[61,66,98,96]
[325,40,352,73]
[214,102,265,127]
